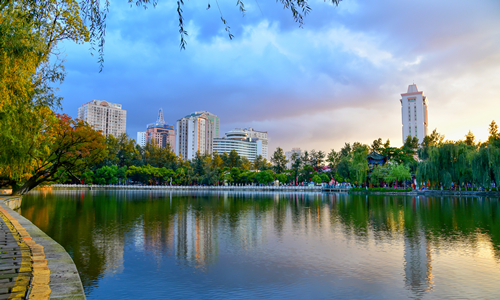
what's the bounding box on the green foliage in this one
[351,144,369,184]
[271,147,288,174]
[95,165,118,185]
[277,173,288,184]
[290,152,302,183]
[320,173,330,183]
[309,149,325,170]
[311,175,322,184]
[81,170,94,185]
[369,165,388,186]
[255,170,274,184]
[385,164,411,187]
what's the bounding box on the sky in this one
[57,0,500,154]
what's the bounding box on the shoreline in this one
[40,185,500,197]
[0,196,86,299]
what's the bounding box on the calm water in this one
[19,190,500,299]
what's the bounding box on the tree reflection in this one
[20,191,500,296]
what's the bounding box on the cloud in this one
[58,0,500,155]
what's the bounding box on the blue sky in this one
[58,0,500,154]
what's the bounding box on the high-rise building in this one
[240,128,268,160]
[175,111,218,160]
[77,100,127,137]
[285,148,302,169]
[195,111,220,138]
[145,108,175,151]
[400,84,428,144]
[213,129,261,161]
[136,131,146,147]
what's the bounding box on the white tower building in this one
[400,84,428,144]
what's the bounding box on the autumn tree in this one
[4,114,106,194]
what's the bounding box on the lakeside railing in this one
[48,184,354,192]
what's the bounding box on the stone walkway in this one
[0,212,32,299]
[0,208,51,299]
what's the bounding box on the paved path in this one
[0,212,32,299]
[0,196,86,300]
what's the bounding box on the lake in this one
[20,190,500,299]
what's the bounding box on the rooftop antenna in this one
[157,108,165,123]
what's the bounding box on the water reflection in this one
[20,190,500,299]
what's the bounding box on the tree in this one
[271,147,288,174]
[290,152,302,184]
[95,165,118,185]
[320,173,330,183]
[4,114,106,194]
[276,173,288,184]
[385,164,411,188]
[311,175,322,185]
[301,151,311,166]
[255,170,274,185]
[253,155,266,170]
[1,0,91,190]
[299,165,314,183]
[403,135,419,151]
[465,130,476,147]
[81,170,94,185]
[102,133,141,167]
[326,149,339,171]
[489,120,499,140]
[371,138,383,150]
[339,143,351,158]
[369,165,388,187]
[309,149,325,170]
[422,129,444,148]
[222,150,242,169]
[350,144,369,184]
[241,157,252,171]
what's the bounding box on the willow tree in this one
[385,164,411,188]
[350,144,369,185]
[0,0,90,191]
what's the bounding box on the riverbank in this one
[45,184,500,197]
[0,196,86,299]
[46,184,324,192]
[349,189,500,197]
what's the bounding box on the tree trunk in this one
[12,176,44,195]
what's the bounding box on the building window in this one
[415,126,418,136]
[408,106,411,121]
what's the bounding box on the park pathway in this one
[0,208,50,299]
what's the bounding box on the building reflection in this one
[404,230,433,295]
[403,197,434,296]
[18,190,500,296]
